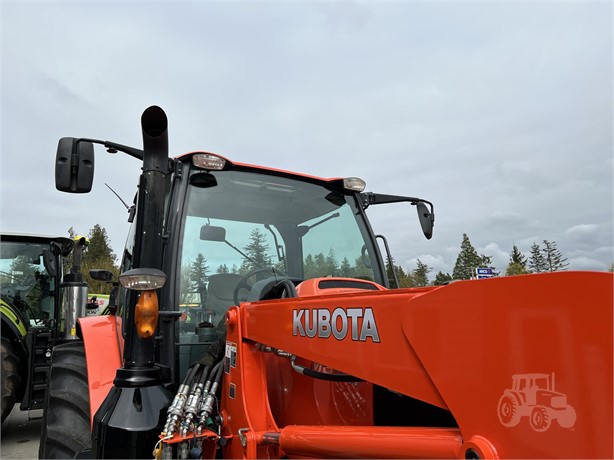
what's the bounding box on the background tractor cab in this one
[0,233,76,423]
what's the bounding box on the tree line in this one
[66,225,613,294]
[389,233,574,287]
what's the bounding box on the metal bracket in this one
[238,428,249,448]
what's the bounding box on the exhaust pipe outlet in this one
[141,105,168,173]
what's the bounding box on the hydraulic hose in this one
[291,356,362,382]
[163,364,201,435]
[196,360,224,434]
[180,365,210,437]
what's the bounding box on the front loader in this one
[39,106,612,459]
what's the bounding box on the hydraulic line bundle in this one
[157,361,224,459]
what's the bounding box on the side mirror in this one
[55,137,95,193]
[416,202,434,240]
[42,249,57,278]
[90,269,115,283]
[200,225,226,242]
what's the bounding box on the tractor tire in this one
[1,337,22,424]
[497,394,521,427]
[39,341,91,459]
[530,405,552,432]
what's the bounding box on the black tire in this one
[1,337,22,424]
[39,341,91,459]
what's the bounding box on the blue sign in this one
[476,268,493,275]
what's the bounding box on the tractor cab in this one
[119,152,435,380]
[0,233,72,422]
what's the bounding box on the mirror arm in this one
[79,138,144,160]
[360,192,421,208]
[360,192,433,212]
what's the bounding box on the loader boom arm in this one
[219,271,613,458]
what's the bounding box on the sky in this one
[1,1,612,280]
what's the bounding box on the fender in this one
[1,298,27,339]
[1,299,29,368]
[78,315,124,427]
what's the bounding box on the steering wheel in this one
[276,279,298,299]
[233,267,286,306]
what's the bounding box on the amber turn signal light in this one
[135,290,159,339]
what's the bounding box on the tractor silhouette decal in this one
[498,373,576,432]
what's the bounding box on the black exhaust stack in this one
[91,106,173,459]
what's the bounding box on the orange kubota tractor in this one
[39,106,612,459]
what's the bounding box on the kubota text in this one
[293,307,381,342]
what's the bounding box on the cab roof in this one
[176,151,345,184]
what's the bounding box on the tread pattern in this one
[1,337,22,424]
[38,341,91,459]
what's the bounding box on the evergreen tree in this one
[433,271,453,285]
[384,255,413,288]
[179,264,192,304]
[240,228,272,273]
[528,242,547,273]
[67,225,119,294]
[325,249,339,276]
[189,253,209,292]
[609,262,614,273]
[385,255,397,287]
[412,259,431,287]
[505,245,528,276]
[339,257,352,277]
[541,240,569,272]
[396,265,413,288]
[452,234,482,280]
[86,225,117,263]
[528,240,568,273]
[304,254,317,279]
[352,256,373,279]
[216,264,229,274]
[313,253,327,275]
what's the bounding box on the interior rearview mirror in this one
[200,225,226,242]
[55,137,95,193]
[416,202,434,240]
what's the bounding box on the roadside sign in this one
[476,267,494,279]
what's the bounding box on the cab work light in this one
[119,268,167,339]
[119,268,167,290]
[343,177,366,192]
[193,153,226,171]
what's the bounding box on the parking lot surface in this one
[1,405,41,459]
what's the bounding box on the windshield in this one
[177,169,382,325]
[0,240,55,326]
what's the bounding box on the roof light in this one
[343,177,366,192]
[193,153,226,170]
[119,268,167,291]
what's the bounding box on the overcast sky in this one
[1,1,612,279]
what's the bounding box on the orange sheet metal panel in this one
[79,315,123,427]
[402,271,613,458]
[241,286,446,408]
